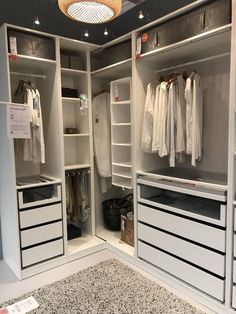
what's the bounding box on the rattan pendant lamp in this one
[58,0,122,24]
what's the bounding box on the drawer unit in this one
[21,239,64,268]
[138,204,225,252]
[20,221,63,248]
[138,241,224,301]
[18,184,61,209]
[19,203,62,228]
[138,183,226,227]
[138,223,225,276]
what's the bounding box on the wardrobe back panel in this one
[135,56,230,177]
[0,26,11,102]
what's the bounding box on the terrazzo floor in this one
[0,259,205,314]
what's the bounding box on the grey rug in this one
[0,259,205,314]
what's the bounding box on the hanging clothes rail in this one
[10,72,46,80]
[156,52,230,74]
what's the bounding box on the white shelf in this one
[61,67,87,77]
[62,97,80,103]
[9,53,56,75]
[91,58,132,80]
[112,162,132,168]
[112,143,132,147]
[233,201,236,206]
[112,172,132,179]
[111,100,131,105]
[112,123,132,126]
[68,234,104,255]
[64,133,90,137]
[96,227,134,257]
[65,164,90,170]
[112,182,132,189]
[139,24,231,71]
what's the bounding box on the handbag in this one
[102,194,133,231]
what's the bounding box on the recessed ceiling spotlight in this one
[34,17,40,25]
[84,30,89,37]
[104,28,108,36]
[139,10,144,19]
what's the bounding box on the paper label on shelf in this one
[136,36,142,60]
[113,83,120,102]
[0,297,39,314]
[7,104,30,139]
[9,36,17,55]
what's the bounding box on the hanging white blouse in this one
[176,75,186,154]
[141,83,155,152]
[192,73,203,166]
[152,84,161,152]
[185,77,193,155]
[166,82,176,167]
[158,82,168,158]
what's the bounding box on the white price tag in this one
[7,104,30,139]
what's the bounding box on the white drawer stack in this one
[137,176,227,302]
[18,183,64,268]
[232,208,236,308]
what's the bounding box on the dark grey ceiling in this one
[0,0,196,44]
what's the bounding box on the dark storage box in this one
[8,29,55,60]
[67,224,81,240]
[140,0,231,54]
[91,40,131,71]
[62,88,78,98]
[61,54,70,68]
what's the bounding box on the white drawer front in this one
[234,234,236,258]
[19,204,62,229]
[22,239,63,268]
[138,204,225,252]
[138,223,225,277]
[232,285,236,309]
[21,222,62,248]
[138,241,224,301]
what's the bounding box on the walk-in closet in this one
[0,0,236,312]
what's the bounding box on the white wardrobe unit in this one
[132,0,235,311]
[0,24,64,279]
[90,37,135,257]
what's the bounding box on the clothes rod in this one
[155,52,230,74]
[10,71,46,79]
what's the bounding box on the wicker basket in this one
[121,214,134,247]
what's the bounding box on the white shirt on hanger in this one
[158,82,168,158]
[185,77,193,155]
[152,84,161,152]
[141,83,155,152]
[176,75,186,154]
[166,82,176,167]
[192,73,203,166]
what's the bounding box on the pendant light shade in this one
[58,0,122,24]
